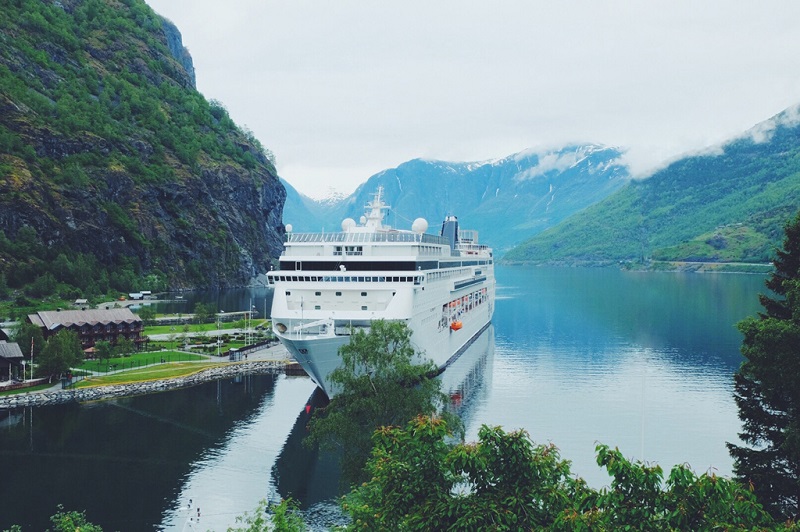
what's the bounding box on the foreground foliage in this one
[227,498,306,532]
[344,416,794,531]
[307,320,458,484]
[729,210,800,519]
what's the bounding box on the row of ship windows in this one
[285,291,371,312]
[270,275,422,284]
[285,291,371,297]
[427,268,468,281]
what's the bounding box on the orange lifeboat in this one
[450,321,463,331]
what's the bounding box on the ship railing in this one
[287,231,450,246]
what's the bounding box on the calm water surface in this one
[0,266,767,530]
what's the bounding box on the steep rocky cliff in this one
[0,0,285,293]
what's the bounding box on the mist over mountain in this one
[503,105,800,266]
[283,144,629,252]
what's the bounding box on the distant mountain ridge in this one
[283,144,630,252]
[503,105,800,265]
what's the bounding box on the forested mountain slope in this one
[0,0,285,299]
[504,107,800,265]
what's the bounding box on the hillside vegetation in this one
[0,0,285,304]
[504,108,800,265]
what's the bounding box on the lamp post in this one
[217,310,224,357]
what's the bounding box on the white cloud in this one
[145,0,800,196]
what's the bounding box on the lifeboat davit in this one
[450,321,463,331]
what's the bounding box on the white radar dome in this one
[412,218,429,234]
[341,218,356,231]
[360,215,367,225]
[285,224,293,233]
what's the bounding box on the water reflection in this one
[0,374,282,531]
[470,266,767,488]
[151,287,273,320]
[0,267,768,529]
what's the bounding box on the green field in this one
[75,362,223,387]
[78,351,205,372]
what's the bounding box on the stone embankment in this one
[0,361,289,409]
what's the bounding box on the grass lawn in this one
[77,350,205,372]
[75,361,223,387]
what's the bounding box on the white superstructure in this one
[268,187,495,398]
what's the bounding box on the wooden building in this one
[27,308,144,350]
[0,341,24,381]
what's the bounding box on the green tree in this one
[728,210,800,519]
[0,271,8,298]
[12,321,44,361]
[345,416,786,531]
[94,340,113,363]
[37,330,83,379]
[47,505,103,532]
[193,302,212,325]
[137,305,156,326]
[114,336,135,357]
[307,320,456,483]
[227,498,306,532]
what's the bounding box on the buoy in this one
[450,321,463,331]
[305,404,311,414]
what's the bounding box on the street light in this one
[217,310,224,357]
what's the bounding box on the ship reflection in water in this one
[271,325,495,519]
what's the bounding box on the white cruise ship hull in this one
[272,272,494,397]
[269,187,495,398]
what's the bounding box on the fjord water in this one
[0,266,765,530]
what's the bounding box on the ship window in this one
[285,291,291,295]
[335,291,342,296]
[361,292,367,296]
[358,276,365,282]
[337,276,344,282]
[315,291,321,296]
[361,305,368,310]
[372,276,379,282]
[315,305,321,310]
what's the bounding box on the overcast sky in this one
[145,1,800,199]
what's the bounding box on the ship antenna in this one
[364,186,390,229]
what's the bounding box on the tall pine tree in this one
[728,210,800,519]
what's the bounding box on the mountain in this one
[0,0,285,296]
[281,179,342,233]
[283,144,629,252]
[503,106,800,265]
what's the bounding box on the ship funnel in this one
[440,215,459,250]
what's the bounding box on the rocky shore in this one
[0,361,290,409]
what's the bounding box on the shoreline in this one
[0,359,299,409]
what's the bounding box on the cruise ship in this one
[267,187,495,398]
